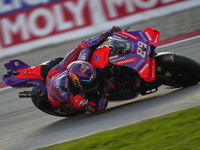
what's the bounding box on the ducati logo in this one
[15,61,20,67]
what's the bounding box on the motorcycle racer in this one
[46,26,121,112]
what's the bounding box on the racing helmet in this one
[67,61,99,92]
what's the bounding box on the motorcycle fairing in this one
[90,27,160,82]
[14,65,44,80]
[2,59,47,92]
[90,46,110,69]
[117,31,140,41]
[144,27,160,47]
[4,59,30,70]
[138,58,155,82]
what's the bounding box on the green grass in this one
[39,106,200,150]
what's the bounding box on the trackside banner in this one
[0,0,199,58]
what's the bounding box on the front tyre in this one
[156,55,200,87]
[31,87,85,117]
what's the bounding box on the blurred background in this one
[0,0,200,82]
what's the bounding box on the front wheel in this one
[31,87,85,117]
[156,55,200,87]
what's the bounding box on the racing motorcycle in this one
[2,27,200,117]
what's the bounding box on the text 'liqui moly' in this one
[0,0,92,48]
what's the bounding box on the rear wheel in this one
[157,55,200,87]
[31,87,85,117]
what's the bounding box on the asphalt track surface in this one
[1,6,200,150]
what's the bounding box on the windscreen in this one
[101,37,131,54]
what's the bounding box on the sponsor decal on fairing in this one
[113,57,137,65]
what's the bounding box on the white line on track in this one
[158,35,200,49]
[0,86,11,91]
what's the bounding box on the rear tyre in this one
[157,55,200,87]
[31,87,85,117]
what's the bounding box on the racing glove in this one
[72,95,97,112]
[83,101,97,112]
[101,26,121,40]
[108,26,121,35]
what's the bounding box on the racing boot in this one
[97,97,108,112]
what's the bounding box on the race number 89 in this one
[137,41,147,58]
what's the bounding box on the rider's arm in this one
[66,83,108,112]
[53,26,121,71]
[76,26,122,62]
[71,94,108,113]
[64,91,97,112]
